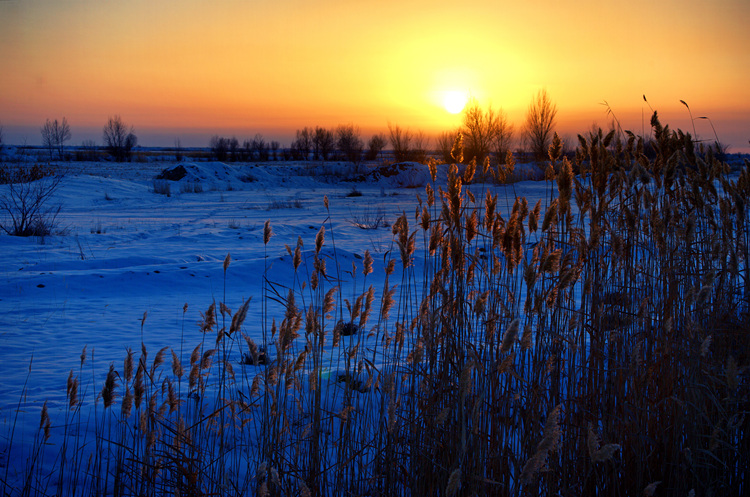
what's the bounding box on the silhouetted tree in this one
[366,133,387,161]
[388,123,412,162]
[270,141,280,161]
[336,124,364,164]
[41,118,72,160]
[291,127,313,160]
[0,124,4,154]
[210,136,229,161]
[524,89,558,160]
[461,99,502,164]
[103,116,137,162]
[313,127,335,161]
[249,134,268,161]
[228,137,240,161]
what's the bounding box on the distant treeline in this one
[2,90,730,165]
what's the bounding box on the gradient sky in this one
[1,0,748,151]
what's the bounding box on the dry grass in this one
[3,113,749,496]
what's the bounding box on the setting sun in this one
[443,91,469,115]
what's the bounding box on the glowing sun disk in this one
[443,91,468,114]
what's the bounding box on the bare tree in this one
[250,134,268,161]
[210,136,229,161]
[365,133,387,161]
[41,122,55,159]
[228,137,240,161]
[388,123,412,162]
[461,99,500,164]
[41,118,72,160]
[291,127,313,160]
[103,116,137,162]
[524,89,558,160]
[336,124,364,164]
[313,127,335,161]
[270,141,280,161]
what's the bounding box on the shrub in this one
[365,133,387,161]
[0,164,63,237]
[348,206,388,229]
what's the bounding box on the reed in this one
[4,113,748,496]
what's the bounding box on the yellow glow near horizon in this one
[0,0,748,149]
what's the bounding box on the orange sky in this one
[1,0,748,151]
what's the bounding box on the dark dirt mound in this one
[156,165,188,181]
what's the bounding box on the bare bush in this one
[365,133,387,161]
[349,206,388,229]
[0,164,63,237]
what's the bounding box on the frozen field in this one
[0,159,546,482]
[2,148,747,496]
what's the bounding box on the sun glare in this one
[443,91,468,114]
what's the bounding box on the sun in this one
[443,90,468,114]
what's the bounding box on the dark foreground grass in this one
[2,113,748,496]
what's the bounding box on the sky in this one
[1,0,748,151]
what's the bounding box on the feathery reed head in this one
[263,220,273,245]
[101,363,118,409]
[451,132,464,164]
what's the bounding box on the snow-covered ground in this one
[0,159,547,482]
